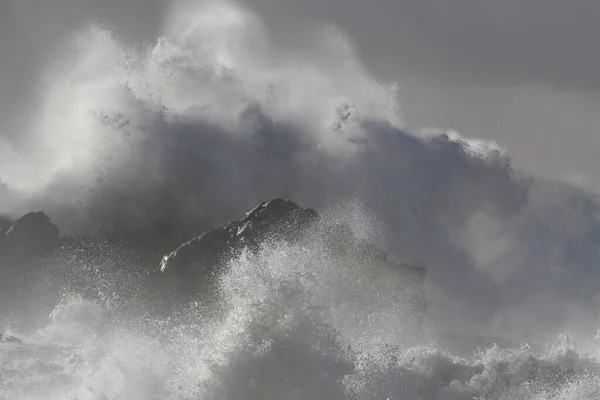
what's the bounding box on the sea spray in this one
[2,1,600,398]
[3,235,600,399]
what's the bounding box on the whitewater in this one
[3,1,600,398]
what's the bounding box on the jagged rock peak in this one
[0,211,59,256]
[157,198,427,316]
[159,198,318,275]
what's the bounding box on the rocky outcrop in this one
[158,198,427,315]
[158,199,319,297]
[160,199,318,274]
[0,212,59,261]
[0,212,60,316]
[0,202,427,320]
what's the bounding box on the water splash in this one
[2,1,600,397]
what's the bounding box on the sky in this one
[1,0,600,189]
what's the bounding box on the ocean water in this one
[3,1,600,398]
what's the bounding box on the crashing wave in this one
[2,1,600,398]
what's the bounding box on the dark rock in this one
[158,198,427,316]
[0,212,60,313]
[159,199,318,297]
[0,212,59,259]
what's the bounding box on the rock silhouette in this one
[159,199,427,315]
[0,211,59,262]
[0,201,428,320]
[158,199,319,298]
